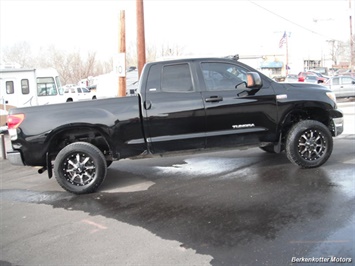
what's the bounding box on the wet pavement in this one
[0,102,354,265]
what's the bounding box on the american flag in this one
[279,31,287,48]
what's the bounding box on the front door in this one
[198,61,278,148]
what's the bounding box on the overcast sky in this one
[0,0,353,61]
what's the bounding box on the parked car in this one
[311,71,329,83]
[298,72,308,82]
[298,71,327,83]
[304,75,318,84]
[284,74,298,83]
[341,72,355,78]
[335,69,355,77]
[325,76,355,98]
[64,86,96,102]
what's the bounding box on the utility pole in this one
[136,0,146,78]
[118,10,126,97]
[349,0,354,70]
[285,33,289,76]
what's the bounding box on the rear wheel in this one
[54,142,107,194]
[285,120,333,168]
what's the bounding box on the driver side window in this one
[201,62,247,91]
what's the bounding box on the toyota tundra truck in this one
[6,56,344,194]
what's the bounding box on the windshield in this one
[55,76,64,95]
[37,77,57,96]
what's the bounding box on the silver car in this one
[325,76,355,98]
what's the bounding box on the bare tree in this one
[39,47,106,85]
[159,43,185,59]
[126,41,137,67]
[1,41,184,85]
[146,44,157,63]
[126,42,185,66]
[2,41,34,67]
[327,37,354,67]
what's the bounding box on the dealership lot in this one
[0,101,354,265]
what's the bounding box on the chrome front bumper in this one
[6,151,25,166]
[332,117,344,137]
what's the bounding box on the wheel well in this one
[48,127,112,161]
[280,107,331,140]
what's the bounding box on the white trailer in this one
[91,70,139,99]
[0,68,65,130]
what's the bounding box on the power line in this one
[248,0,339,40]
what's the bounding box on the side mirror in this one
[246,72,263,89]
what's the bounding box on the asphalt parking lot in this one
[0,101,354,266]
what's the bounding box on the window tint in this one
[161,64,193,92]
[332,77,339,85]
[201,62,247,91]
[21,79,30,94]
[6,81,14,94]
[37,77,57,96]
[146,64,161,92]
[342,77,353,84]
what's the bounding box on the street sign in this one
[114,53,126,77]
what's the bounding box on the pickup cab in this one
[6,56,344,194]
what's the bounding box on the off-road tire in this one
[285,120,333,168]
[54,142,107,194]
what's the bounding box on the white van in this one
[0,68,65,130]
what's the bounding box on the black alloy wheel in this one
[54,142,107,194]
[285,120,333,168]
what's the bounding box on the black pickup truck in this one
[6,56,344,194]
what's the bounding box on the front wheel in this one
[54,142,107,194]
[285,120,333,168]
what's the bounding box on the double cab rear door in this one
[142,59,278,153]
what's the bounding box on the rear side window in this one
[332,77,339,85]
[6,81,14,94]
[146,64,161,92]
[161,64,193,92]
[21,79,30,94]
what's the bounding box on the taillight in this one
[7,114,25,129]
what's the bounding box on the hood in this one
[280,82,330,92]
